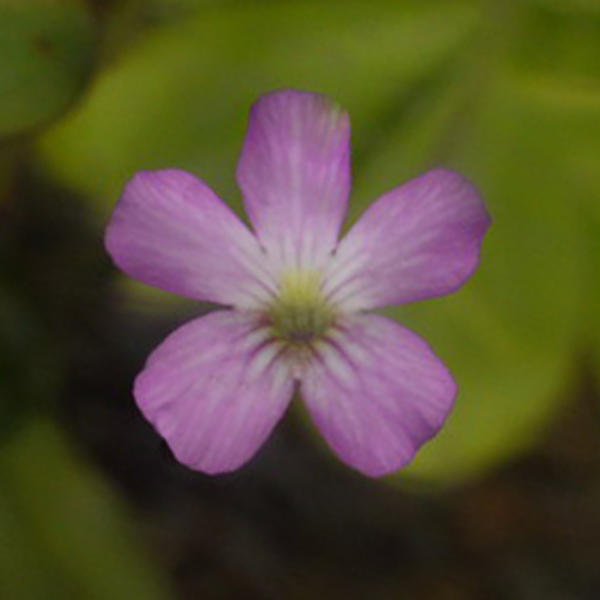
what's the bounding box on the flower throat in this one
[269,270,334,343]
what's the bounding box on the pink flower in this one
[105,90,490,477]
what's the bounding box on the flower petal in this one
[300,314,456,477]
[134,311,294,474]
[106,169,275,308]
[323,169,491,310]
[237,90,351,269]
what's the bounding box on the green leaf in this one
[386,58,587,483]
[521,0,600,18]
[0,0,96,139]
[536,82,600,386]
[0,490,66,600]
[0,418,172,600]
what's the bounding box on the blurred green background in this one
[2,0,600,598]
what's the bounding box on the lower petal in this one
[300,314,456,476]
[134,311,294,474]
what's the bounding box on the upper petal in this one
[134,311,295,474]
[323,169,491,310]
[300,314,456,477]
[105,169,276,308]
[236,90,351,269]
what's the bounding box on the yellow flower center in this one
[269,269,334,343]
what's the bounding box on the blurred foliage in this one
[0,0,96,138]
[2,2,600,594]
[0,418,170,600]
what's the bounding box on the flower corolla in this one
[105,90,490,476]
